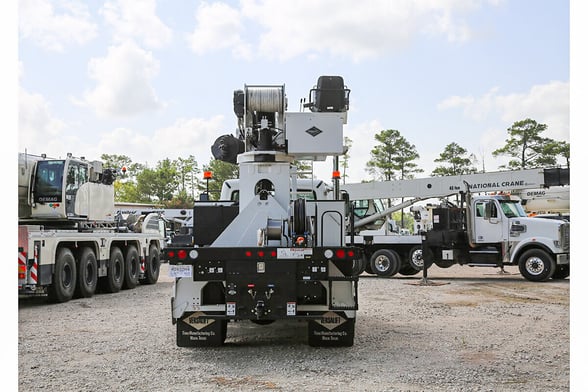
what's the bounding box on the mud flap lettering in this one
[177,312,227,347]
[308,311,355,347]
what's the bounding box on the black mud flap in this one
[307,311,355,347]
[176,312,227,347]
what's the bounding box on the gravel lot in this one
[19,263,570,391]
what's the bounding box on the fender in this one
[508,235,559,264]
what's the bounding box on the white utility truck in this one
[18,152,165,303]
[164,76,362,347]
[341,168,570,281]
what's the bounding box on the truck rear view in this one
[166,76,362,347]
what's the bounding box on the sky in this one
[15,0,571,185]
[6,1,587,388]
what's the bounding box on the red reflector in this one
[18,273,26,280]
[257,251,264,257]
[247,284,255,288]
[335,249,346,259]
[270,250,277,257]
[167,251,175,259]
[347,250,355,258]
[245,250,252,257]
[177,250,187,260]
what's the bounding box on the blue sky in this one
[16,0,571,184]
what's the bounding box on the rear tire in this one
[352,255,367,276]
[408,246,433,271]
[518,249,556,282]
[48,248,77,303]
[99,247,124,293]
[398,265,420,276]
[551,264,569,280]
[140,244,160,285]
[122,245,140,289]
[370,249,401,277]
[75,247,98,298]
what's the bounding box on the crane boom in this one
[341,167,569,201]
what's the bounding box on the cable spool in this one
[245,86,284,113]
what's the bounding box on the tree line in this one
[107,118,569,208]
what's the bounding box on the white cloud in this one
[70,116,226,168]
[438,81,570,141]
[101,0,172,49]
[152,116,225,164]
[19,0,97,52]
[187,2,252,59]
[78,41,164,117]
[185,0,496,62]
[18,87,66,152]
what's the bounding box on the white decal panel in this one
[169,264,193,278]
[277,248,312,259]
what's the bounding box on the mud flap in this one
[176,312,227,347]
[307,311,355,347]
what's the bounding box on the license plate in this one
[169,264,193,278]
[277,248,312,259]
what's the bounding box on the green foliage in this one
[293,160,313,179]
[163,189,193,209]
[492,118,561,169]
[366,129,423,181]
[136,158,180,202]
[391,210,415,232]
[174,155,200,200]
[341,136,353,184]
[199,159,239,200]
[100,153,145,179]
[431,142,478,176]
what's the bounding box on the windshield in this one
[499,200,527,218]
[34,160,64,202]
[353,199,385,218]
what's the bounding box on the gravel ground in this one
[18,263,570,391]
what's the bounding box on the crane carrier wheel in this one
[369,249,401,277]
[48,247,77,303]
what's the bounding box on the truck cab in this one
[424,193,570,281]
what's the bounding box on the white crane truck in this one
[341,168,570,281]
[164,76,362,347]
[18,152,165,303]
[217,168,570,282]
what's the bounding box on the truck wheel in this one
[352,255,367,276]
[518,249,556,282]
[408,246,433,271]
[552,264,569,280]
[75,247,98,298]
[99,247,124,293]
[399,265,420,276]
[370,249,401,277]
[48,248,77,303]
[364,257,374,274]
[293,199,307,235]
[140,244,160,285]
[122,245,140,289]
[434,259,455,269]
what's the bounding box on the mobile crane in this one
[341,168,570,281]
[18,152,165,303]
[164,76,362,347]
